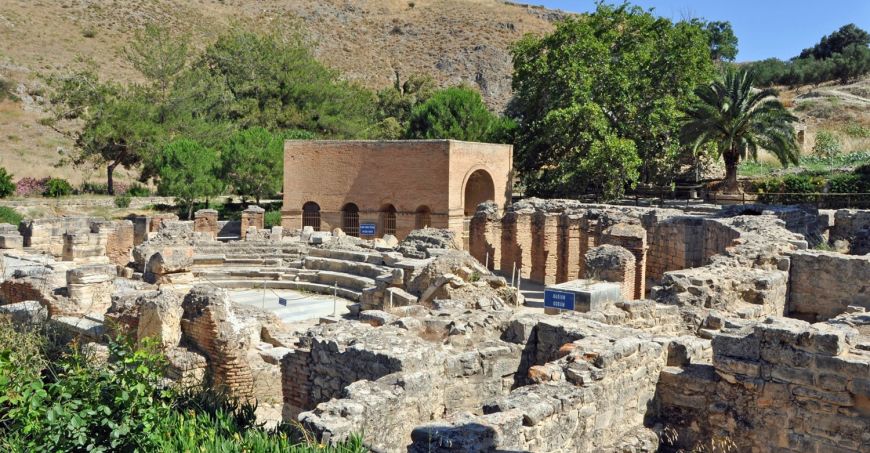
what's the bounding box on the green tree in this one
[697,20,738,62]
[155,139,221,219]
[0,168,14,198]
[681,69,799,192]
[800,23,870,60]
[375,73,436,138]
[125,24,190,104]
[405,86,503,142]
[813,130,842,173]
[200,27,376,137]
[221,127,313,204]
[510,3,714,199]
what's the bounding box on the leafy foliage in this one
[812,131,842,172]
[746,24,870,86]
[200,28,376,137]
[155,139,221,219]
[14,177,48,197]
[405,86,506,142]
[221,128,312,203]
[114,193,132,208]
[0,168,15,198]
[0,327,368,453]
[694,20,738,62]
[681,69,799,191]
[375,74,436,139]
[510,3,714,199]
[799,23,870,60]
[43,178,73,198]
[0,207,22,225]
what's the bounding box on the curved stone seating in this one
[204,279,362,301]
[302,256,391,280]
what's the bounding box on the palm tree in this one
[681,69,799,192]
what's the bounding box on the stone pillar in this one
[240,206,265,240]
[93,220,134,267]
[558,214,583,283]
[499,213,517,275]
[516,213,534,279]
[585,245,636,301]
[531,212,559,285]
[66,264,117,316]
[194,209,219,239]
[601,223,648,300]
[62,231,108,262]
[0,224,23,249]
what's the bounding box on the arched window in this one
[415,206,432,229]
[302,202,321,231]
[341,203,359,237]
[464,169,496,216]
[381,204,397,236]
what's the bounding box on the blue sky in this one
[528,1,870,62]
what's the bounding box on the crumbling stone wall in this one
[180,286,255,400]
[656,316,870,452]
[585,244,636,301]
[21,217,94,256]
[240,206,265,240]
[831,209,870,254]
[194,209,219,239]
[94,221,134,267]
[788,250,870,321]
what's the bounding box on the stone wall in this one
[831,209,870,255]
[788,250,870,321]
[585,244,636,301]
[180,286,255,400]
[656,316,870,452]
[194,209,219,238]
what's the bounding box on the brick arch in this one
[462,168,496,216]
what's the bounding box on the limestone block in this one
[0,300,47,324]
[359,310,398,327]
[66,263,117,284]
[146,247,194,275]
[0,233,23,249]
[137,291,183,348]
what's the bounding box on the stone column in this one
[194,209,219,239]
[240,206,265,240]
[585,244,636,302]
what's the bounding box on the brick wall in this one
[788,250,870,321]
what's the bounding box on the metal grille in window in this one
[383,208,396,236]
[415,207,431,229]
[342,204,359,237]
[302,202,321,231]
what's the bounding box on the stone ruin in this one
[0,200,868,451]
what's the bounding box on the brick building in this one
[281,140,512,243]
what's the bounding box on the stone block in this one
[66,264,117,284]
[0,300,47,324]
[137,291,183,348]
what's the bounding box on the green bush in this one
[265,210,282,229]
[844,123,870,138]
[126,183,151,197]
[828,173,870,193]
[78,181,109,194]
[42,178,72,198]
[0,329,369,453]
[0,206,22,225]
[0,168,14,198]
[114,193,132,208]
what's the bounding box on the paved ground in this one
[228,288,350,323]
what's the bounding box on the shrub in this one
[844,123,870,138]
[78,181,109,194]
[0,206,22,225]
[0,168,14,198]
[81,27,97,38]
[265,210,282,229]
[42,178,72,198]
[15,177,49,197]
[126,183,151,197]
[812,131,842,172]
[114,193,132,208]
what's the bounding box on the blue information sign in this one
[360,223,376,236]
[278,297,288,307]
[544,290,576,311]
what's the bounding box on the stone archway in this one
[463,169,495,216]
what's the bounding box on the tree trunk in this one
[188,202,194,221]
[107,163,117,195]
[723,151,740,193]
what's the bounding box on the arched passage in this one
[341,203,359,237]
[302,202,321,231]
[464,169,495,216]
[415,205,432,229]
[380,204,397,236]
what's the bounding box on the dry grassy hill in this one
[0,0,561,182]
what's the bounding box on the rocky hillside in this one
[0,0,561,182]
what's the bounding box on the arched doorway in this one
[463,169,495,216]
[415,205,432,229]
[302,201,321,231]
[380,204,397,236]
[341,203,359,237]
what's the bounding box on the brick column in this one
[240,206,265,240]
[194,209,219,238]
